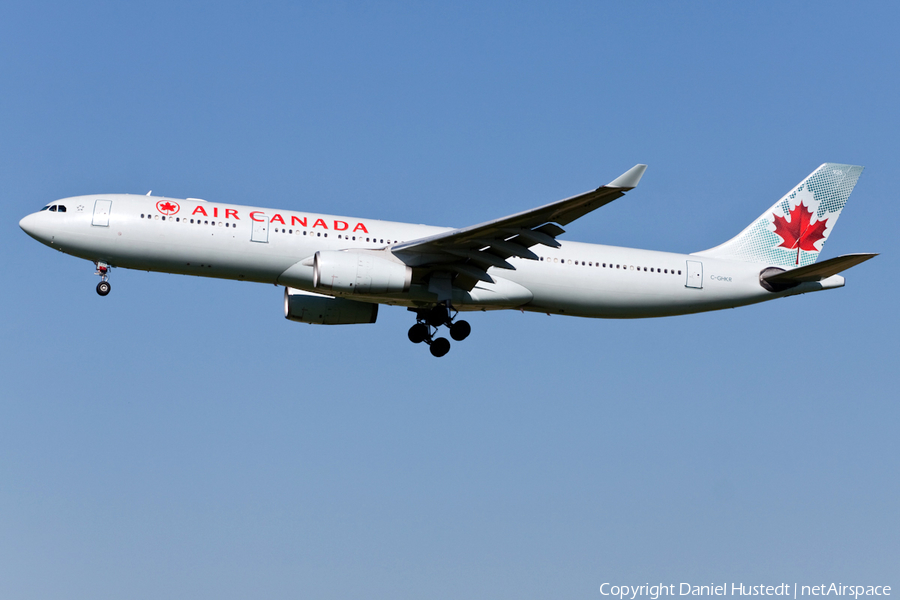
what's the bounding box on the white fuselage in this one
[19,194,843,318]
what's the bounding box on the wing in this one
[392,164,647,290]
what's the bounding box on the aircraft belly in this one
[54,225,303,283]
[302,276,534,310]
[508,257,773,318]
[453,276,533,309]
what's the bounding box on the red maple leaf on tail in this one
[772,202,828,265]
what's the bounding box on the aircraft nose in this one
[19,212,38,237]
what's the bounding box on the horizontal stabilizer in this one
[762,253,877,285]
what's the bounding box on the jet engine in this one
[313,251,412,294]
[284,287,378,325]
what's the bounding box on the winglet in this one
[605,164,647,189]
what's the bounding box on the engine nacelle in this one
[313,251,412,294]
[284,287,378,325]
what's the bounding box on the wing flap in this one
[445,248,515,270]
[501,227,561,248]
[471,238,539,260]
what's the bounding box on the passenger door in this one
[92,199,112,227]
[685,260,703,289]
[251,216,269,243]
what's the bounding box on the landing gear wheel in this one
[430,337,451,357]
[96,281,111,296]
[449,320,471,341]
[408,323,429,344]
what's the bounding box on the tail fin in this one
[694,163,864,267]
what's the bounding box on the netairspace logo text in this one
[600,584,891,600]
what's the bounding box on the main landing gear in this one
[407,302,471,357]
[94,262,111,296]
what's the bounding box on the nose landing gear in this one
[94,262,111,296]
[407,302,471,357]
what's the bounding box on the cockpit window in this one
[40,205,50,211]
[49,205,57,212]
[57,205,66,212]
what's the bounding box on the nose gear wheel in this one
[94,262,111,296]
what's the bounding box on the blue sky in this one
[1,2,897,598]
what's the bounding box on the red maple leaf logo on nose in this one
[156,200,180,215]
[772,202,828,265]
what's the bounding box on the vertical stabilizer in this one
[694,163,864,267]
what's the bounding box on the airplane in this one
[19,163,876,357]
